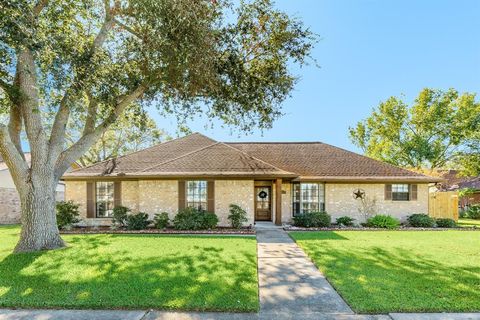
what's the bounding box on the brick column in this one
[275,178,282,225]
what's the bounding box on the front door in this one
[255,186,272,221]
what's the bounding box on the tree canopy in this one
[349,88,480,173]
[0,0,317,252]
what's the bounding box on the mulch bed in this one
[284,226,480,232]
[61,226,255,235]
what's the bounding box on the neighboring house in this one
[435,169,480,209]
[0,154,66,224]
[62,133,440,226]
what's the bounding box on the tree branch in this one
[0,124,29,189]
[112,18,142,39]
[82,92,98,135]
[55,84,147,177]
[49,5,116,156]
[16,49,48,150]
[8,104,25,160]
[33,0,49,16]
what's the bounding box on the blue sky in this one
[154,0,480,151]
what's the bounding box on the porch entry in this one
[255,186,272,221]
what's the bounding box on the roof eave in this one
[62,172,298,180]
[293,176,444,183]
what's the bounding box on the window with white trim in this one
[392,184,409,201]
[96,181,115,217]
[186,180,208,210]
[292,183,325,216]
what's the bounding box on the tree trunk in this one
[14,175,65,253]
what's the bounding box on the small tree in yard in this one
[56,201,80,230]
[357,196,378,222]
[228,204,248,229]
[0,0,316,252]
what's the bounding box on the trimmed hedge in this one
[407,213,435,228]
[293,211,331,228]
[56,201,80,229]
[228,204,248,229]
[366,215,400,229]
[435,218,456,228]
[173,207,219,230]
[336,216,355,227]
[153,212,170,229]
[126,212,150,230]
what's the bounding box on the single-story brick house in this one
[62,133,441,226]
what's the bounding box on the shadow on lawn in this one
[299,239,480,312]
[0,234,258,311]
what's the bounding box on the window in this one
[186,180,207,210]
[292,183,325,216]
[392,184,409,201]
[96,181,114,217]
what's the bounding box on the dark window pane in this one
[186,180,208,210]
[96,181,114,217]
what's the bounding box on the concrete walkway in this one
[255,222,356,318]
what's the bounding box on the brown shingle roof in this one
[139,142,294,176]
[63,133,439,182]
[227,142,435,181]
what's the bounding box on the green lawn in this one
[290,231,480,313]
[0,225,258,311]
[458,218,480,227]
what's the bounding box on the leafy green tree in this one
[349,88,480,171]
[67,104,170,167]
[0,0,316,252]
[455,132,480,176]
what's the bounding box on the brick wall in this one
[65,179,255,227]
[65,181,87,219]
[0,187,65,225]
[137,180,178,220]
[325,183,429,222]
[0,188,21,224]
[214,180,254,226]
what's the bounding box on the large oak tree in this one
[0,0,316,252]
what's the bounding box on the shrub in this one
[228,204,248,228]
[366,215,400,229]
[466,205,480,219]
[436,218,456,228]
[201,212,219,229]
[336,216,355,227]
[293,211,331,228]
[153,212,170,229]
[126,212,150,230]
[112,206,130,227]
[173,207,219,230]
[407,213,435,228]
[56,201,80,229]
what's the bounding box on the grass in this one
[290,231,480,313]
[0,225,258,311]
[458,218,480,227]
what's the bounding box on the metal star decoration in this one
[353,189,365,200]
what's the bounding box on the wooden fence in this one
[429,191,459,221]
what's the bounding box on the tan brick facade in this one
[64,180,429,226]
[65,179,255,227]
[65,181,87,218]
[214,180,255,226]
[137,180,178,219]
[325,183,429,222]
